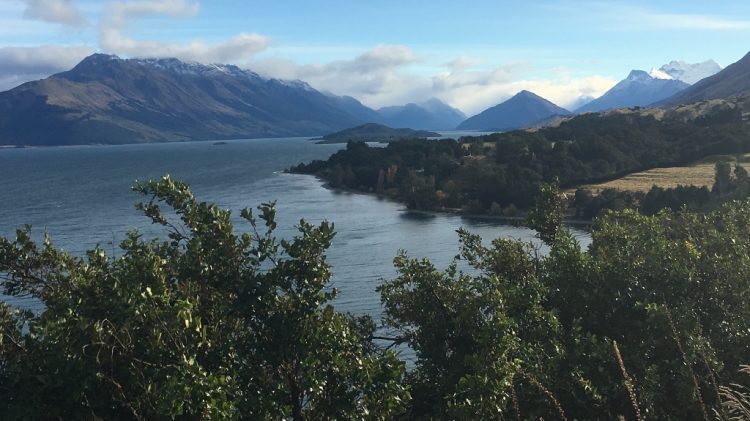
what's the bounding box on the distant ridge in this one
[456,91,571,131]
[658,51,750,107]
[576,70,688,113]
[377,98,466,131]
[0,54,379,146]
[659,60,722,85]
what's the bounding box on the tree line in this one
[291,103,750,216]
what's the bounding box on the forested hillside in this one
[292,98,750,214]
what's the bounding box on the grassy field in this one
[571,155,747,194]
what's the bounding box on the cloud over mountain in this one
[251,44,425,106]
[2,0,620,112]
[0,45,94,91]
[99,0,270,63]
[430,64,614,115]
[252,51,616,115]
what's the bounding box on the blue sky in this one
[2,0,750,114]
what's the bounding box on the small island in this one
[315,123,441,144]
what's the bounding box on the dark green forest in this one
[1,177,749,419]
[291,100,750,216]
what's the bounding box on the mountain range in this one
[1,52,749,146]
[0,54,463,146]
[455,59,727,133]
[378,99,466,131]
[659,60,723,85]
[658,52,750,107]
[0,54,377,145]
[456,90,571,131]
[575,70,690,113]
[574,60,722,113]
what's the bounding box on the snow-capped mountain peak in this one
[576,68,689,113]
[648,68,674,80]
[272,78,317,92]
[624,70,653,83]
[70,54,320,98]
[658,60,722,85]
[130,57,263,80]
[608,70,660,91]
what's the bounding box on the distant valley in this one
[377,99,466,131]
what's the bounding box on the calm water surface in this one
[0,136,591,320]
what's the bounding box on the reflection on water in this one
[399,211,437,220]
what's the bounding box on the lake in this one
[0,136,591,320]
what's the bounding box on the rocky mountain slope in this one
[0,54,378,145]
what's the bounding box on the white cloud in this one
[0,1,270,91]
[3,2,619,112]
[101,30,269,63]
[99,0,269,63]
[22,0,87,27]
[252,44,424,106]
[543,1,750,32]
[351,45,418,71]
[445,56,483,72]
[565,1,750,31]
[0,35,616,115]
[252,47,617,115]
[104,0,199,29]
[635,13,750,31]
[430,64,617,115]
[0,45,95,90]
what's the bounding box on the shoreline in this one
[294,172,594,228]
[0,136,323,150]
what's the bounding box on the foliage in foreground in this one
[1,178,750,420]
[0,176,407,420]
[719,365,750,420]
[379,183,750,419]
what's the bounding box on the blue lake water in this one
[0,136,591,320]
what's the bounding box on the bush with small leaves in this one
[0,176,407,420]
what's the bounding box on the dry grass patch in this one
[571,162,730,195]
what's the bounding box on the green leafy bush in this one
[2,178,749,420]
[0,176,407,420]
[379,182,750,419]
